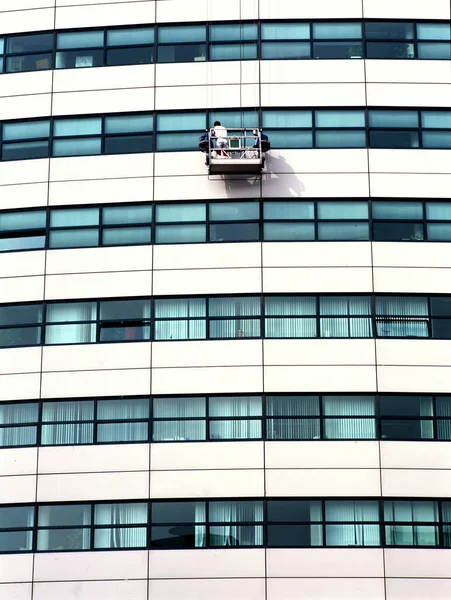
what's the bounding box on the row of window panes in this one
[2,394,451,448]
[1,108,451,161]
[3,199,451,252]
[2,498,451,553]
[0,21,450,75]
[1,295,451,348]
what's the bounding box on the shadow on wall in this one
[221,152,305,198]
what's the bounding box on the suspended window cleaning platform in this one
[199,128,270,176]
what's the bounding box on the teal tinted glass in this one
[262,23,310,40]
[210,110,258,129]
[107,27,154,46]
[50,208,100,227]
[3,120,50,141]
[318,201,368,220]
[157,112,205,132]
[369,111,419,128]
[57,31,104,50]
[210,23,257,42]
[372,201,423,220]
[105,115,153,134]
[156,203,206,223]
[102,205,152,225]
[263,110,312,128]
[264,201,315,220]
[421,112,451,129]
[0,210,46,231]
[209,202,259,221]
[53,118,102,137]
[416,23,451,41]
[313,23,362,39]
[316,111,365,128]
[426,203,451,220]
[158,25,206,43]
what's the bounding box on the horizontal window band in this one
[1,107,451,161]
[1,497,451,554]
[1,392,451,448]
[0,19,450,77]
[1,198,451,251]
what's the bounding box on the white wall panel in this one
[0,94,51,121]
[363,0,451,19]
[154,174,259,201]
[261,83,366,107]
[382,469,451,497]
[41,368,151,398]
[263,242,371,267]
[0,555,33,584]
[267,548,384,577]
[0,252,45,279]
[38,444,149,474]
[266,468,381,497]
[148,579,265,600]
[374,267,451,294]
[33,581,148,600]
[55,1,156,28]
[148,549,265,579]
[268,149,369,174]
[0,475,36,503]
[377,366,451,393]
[369,150,451,174]
[367,83,451,108]
[156,61,259,88]
[381,442,451,470]
[0,373,41,400]
[369,174,451,198]
[376,340,451,367]
[0,347,41,375]
[42,342,151,372]
[151,442,263,471]
[264,366,377,393]
[264,339,376,366]
[44,270,152,300]
[267,578,385,600]
[49,154,153,182]
[0,448,37,476]
[0,158,49,187]
[259,0,363,19]
[49,177,154,205]
[385,549,451,578]
[153,243,261,270]
[33,551,148,582]
[46,246,153,275]
[152,340,262,368]
[52,87,155,116]
[153,267,261,295]
[373,242,451,267]
[260,61,365,84]
[151,365,263,395]
[0,72,52,98]
[150,469,264,498]
[265,441,380,469]
[263,267,373,293]
[37,472,149,502]
[0,9,54,34]
[0,584,32,600]
[386,579,451,600]
[53,65,154,93]
[0,275,44,303]
[155,83,259,111]
[366,60,451,84]
[1,1,54,10]
[0,183,49,211]
[262,173,370,198]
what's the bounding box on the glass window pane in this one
[0,530,32,552]
[417,23,451,41]
[369,110,419,128]
[103,227,151,246]
[210,43,257,61]
[209,202,258,221]
[0,505,34,529]
[210,23,257,42]
[0,327,41,347]
[100,299,150,321]
[372,201,423,220]
[157,112,205,132]
[266,130,313,149]
[261,23,310,40]
[318,201,368,220]
[316,131,365,148]
[318,222,369,241]
[313,23,362,39]
[38,504,91,527]
[155,224,206,244]
[53,138,102,157]
[373,222,424,242]
[50,208,99,228]
[151,501,206,523]
[427,223,451,241]
[0,210,46,232]
[264,222,315,241]
[422,131,451,149]
[366,41,414,59]
[316,111,365,128]
[107,27,154,46]
[105,115,153,134]
[262,110,312,128]
[156,203,205,223]
[2,141,50,161]
[7,33,53,53]
[49,229,99,249]
[3,120,50,141]
[210,110,258,129]
[55,49,103,69]
[365,22,414,40]
[370,130,419,149]
[57,31,104,50]
[313,41,363,59]
[421,111,451,129]
[418,42,451,60]
[107,46,154,66]
[54,118,102,137]
[210,222,259,242]
[426,202,451,220]
[209,396,262,417]
[261,42,311,60]
[104,135,153,155]
[0,304,42,326]
[102,205,151,225]
[159,26,206,43]
[264,201,314,220]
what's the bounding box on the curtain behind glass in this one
[436,397,451,439]
[154,298,206,340]
[265,296,316,338]
[325,501,380,546]
[0,403,38,447]
[41,400,94,445]
[209,501,263,546]
[94,503,147,548]
[375,297,429,337]
[323,396,376,439]
[266,395,320,439]
[320,296,372,337]
[45,302,97,344]
[96,398,149,442]
[152,397,206,441]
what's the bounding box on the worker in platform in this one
[253,129,271,153]
[211,121,228,157]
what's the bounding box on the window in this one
[375,297,429,337]
[56,31,104,70]
[45,302,97,345]
[261,22,310,59]
[94,503,147,548]
[319,296,372,338]
[0,506,34,552]
[158,25,207,63]
[0,403,38,448]
[209,296,261,339]
[151,501,206,548]
[210,23,257,61]
[99,299,151,342]
[0,209,46,251]
[380,396,434,440]
[6,33,53,73]
[37,504,91,551]
[0,303,42,348]
[385,501,439,546]
[41,401,94,445]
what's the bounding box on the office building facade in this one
[1,1,451,599]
